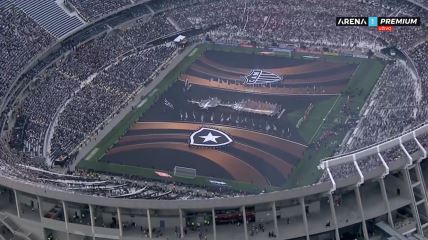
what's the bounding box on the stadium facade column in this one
[117,208,123,239]
[299,197,310,240]
[89,204,96,238]
[36,196,43,220]
[378,151,394,227]
[414,135,428,223]
[61,200,70,240]
[13,189,20,218]
[401,140,423,234]
[179,209,184,238]
[241,206,249,240]
[402,166,423,234]
[415,161,428,219]
[147,209,152,238]
[328,193,340,240]
[414,134,428,162]
[353,156,369,240]
[211,208,217,240]
[379,177,394,226]
[38,197,47,240]
[271,202,279,237]
[354,187,369,240]
[326,166,340,240]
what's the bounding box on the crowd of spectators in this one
[0,4,54,108]
[123,13,176,46]
[51,45,176,160]
[19,68,80,156]
[344,62,421,152]
[321,58,427,181]
[65,0,141,21]
[323,14,428,181]
[0,141,247,199]
[162,0,389,49]
[65,0,205,23]
[158,0,427,52]
[320,135,428,182]
[406,0,428,11]
[147,0,199,11]
[71,0,385,58]
[18,14,177,161]
[410,41,428,122]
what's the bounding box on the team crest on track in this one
[244,69,283,85]
[190,128,233,147]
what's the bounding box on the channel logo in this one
[378,17,420,26]
[336,17,368,26]
[336,16,420,31]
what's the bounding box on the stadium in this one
[0,0,427,240]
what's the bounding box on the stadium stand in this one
[18,13,177,161]
[1,0,428,239]
[65,0,142,21]
[2,0,427,183]
[2,0,428,183]
[0,4,54,105]
[50,45,177,160]
[8,0,84,38]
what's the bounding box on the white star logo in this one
[190,127,233,147]
[199,132,221,143]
